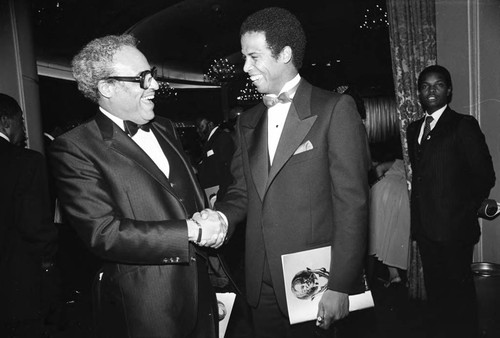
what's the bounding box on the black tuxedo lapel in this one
[151,123,205,211]
[243,105,268,201]
[94,113,172,192]
[269,99,317,187]
[268,81,317,189]
[203,128,220,153]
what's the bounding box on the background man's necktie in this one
[421,115,434,143]
[124,120,151,137]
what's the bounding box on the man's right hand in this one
[188,209,227,248]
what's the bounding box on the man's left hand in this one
[316,289,349,330]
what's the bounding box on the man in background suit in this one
[0,93,58,337]
[407,65,495,338]
[195,117,235,204]
[195,116,253,337]
[210,7,370,337]
[49,34,225,338]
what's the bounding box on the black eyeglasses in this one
[106,67,157,89]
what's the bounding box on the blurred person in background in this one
[0,93,58,338]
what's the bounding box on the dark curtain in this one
[386,0,437,300]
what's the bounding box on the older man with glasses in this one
[49,34,226,338]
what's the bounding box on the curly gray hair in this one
[71,34,138,103]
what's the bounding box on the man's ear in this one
[97,80,113,99]
[279,46,293,64]
[0,115,10,129]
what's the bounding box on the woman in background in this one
[368,142,410,287]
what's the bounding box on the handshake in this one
[187,209,228,249]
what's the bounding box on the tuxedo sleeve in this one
[327,94,370,293]
[49,137,190,265]
[16,151,58,258]
[214,119,248,239]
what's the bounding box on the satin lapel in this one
[268,102,317,187]
[243,107,268,201]
[203,129,216,154]
[95,113,174,192]
[151,122,205,209]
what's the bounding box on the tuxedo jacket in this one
[216,79,370,314]
[197,126,235,201]
[407,107,495,244]
[49,113,209,337]
[0,138,57,322]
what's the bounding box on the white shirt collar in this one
[44,132,55,141]
[208,126,219,141]
[99,107,125,131]
[266,74,301,99]
[425,104,447,123]
[0,131,9,142]
[280,74,301,96]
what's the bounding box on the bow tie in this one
[123,120,151,137]
[262,91,293,108]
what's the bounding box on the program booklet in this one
[281,246,374,325]
[216,292,236,338]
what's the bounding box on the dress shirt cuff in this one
[216,211,228,229]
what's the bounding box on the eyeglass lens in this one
[141,67,157,89]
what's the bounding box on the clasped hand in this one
[191,209,227,249]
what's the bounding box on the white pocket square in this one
[293,140,314,155]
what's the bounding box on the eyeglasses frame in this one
[105,67,157,89]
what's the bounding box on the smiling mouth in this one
[142,94,155,103]
[249,74,263,84]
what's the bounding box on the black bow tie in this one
[262,92,293,108]
[123,120,151,137]
[262,83,299,108]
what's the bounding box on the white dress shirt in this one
[0,131,10,142]
[267,74,301,165]
[418,105,446,144]
[100,107,170,179]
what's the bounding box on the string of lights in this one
[237,80,263,103]
[204,58,236,83]
[155,81,177,100]
[359,3,389,30]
